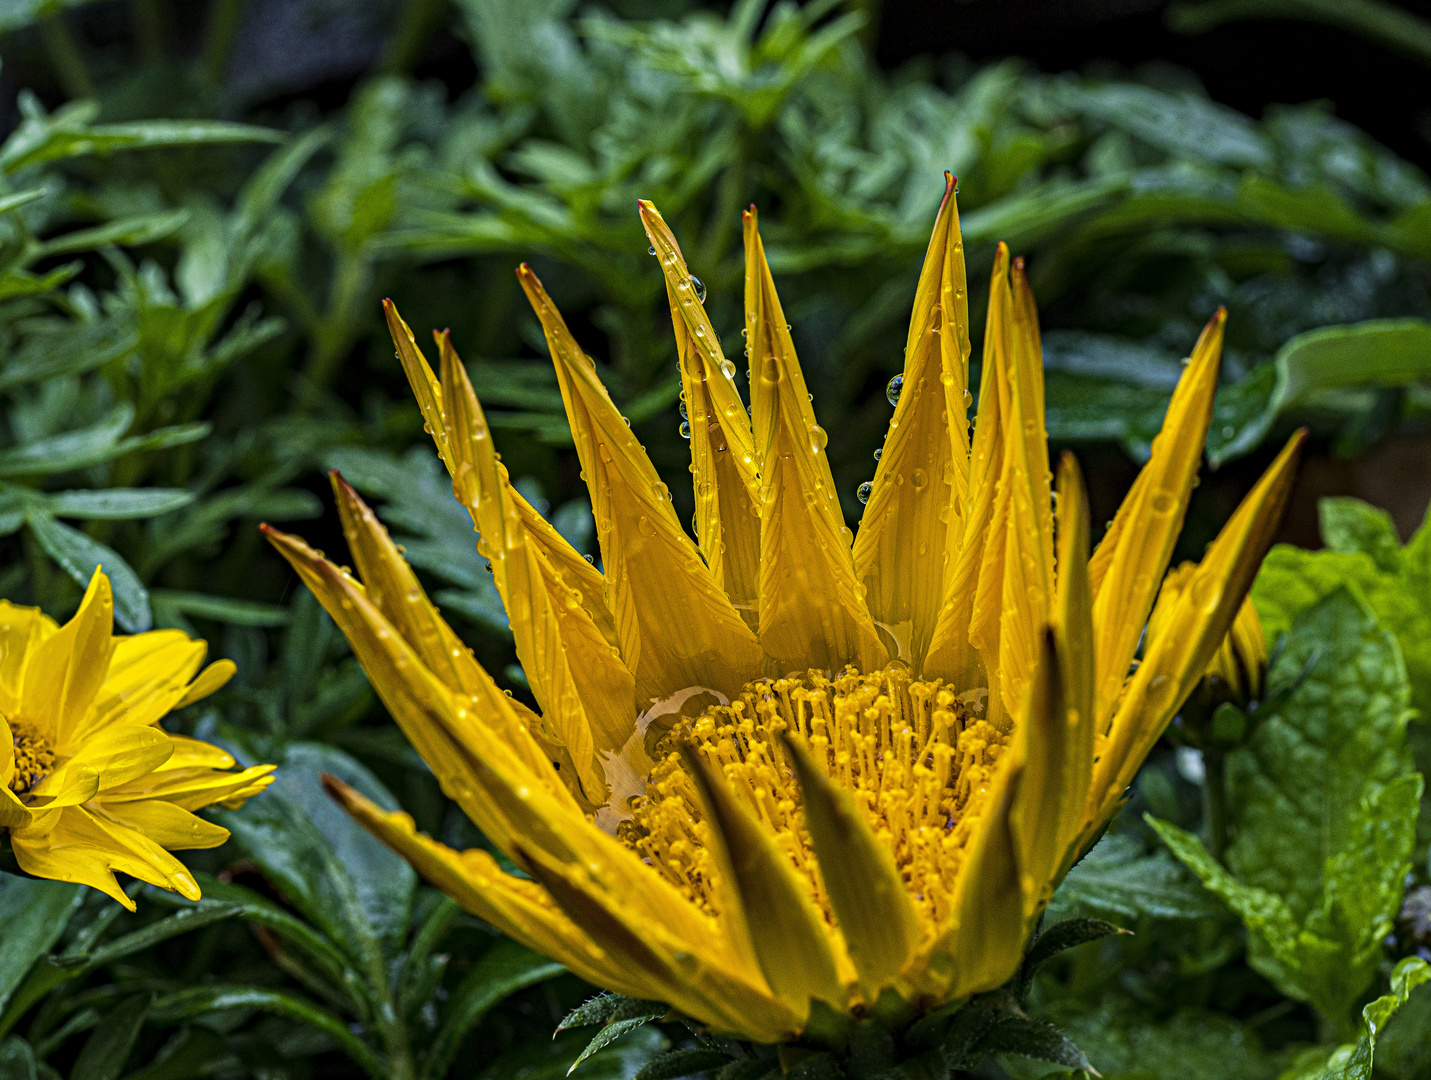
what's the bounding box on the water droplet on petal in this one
[638,516,656,537]
[690,276,707,303]
[857,481,873,504]
[654,481,670,501]
[679,420,692,439]
[1150,491,1176,514]
[911,468,928,491]
[719,359,737,380]
[886,374,904,406]
[807,424,828,451]
[873,448,882,461]
[648,245,656,255]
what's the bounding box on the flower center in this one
[8,722,55,798]
[619,665,1009,931]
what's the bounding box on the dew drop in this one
[1150,491,1176,514]
[874,448,882,461]
[719,359,737,380]
[808,424,828,451]
[857,481,873,504]
[638,516,656,537]
[963,389,973,409]
[690,276,707,303]
[648,245,656,255]
[886,374,903,406]
[911,468,928,491]
[654,482,670,501]
[679,400,688,420]
[622,416,632,428]
[840,525,853,545]
[679,420,692,439]
[584,554,594,564]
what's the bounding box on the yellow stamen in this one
[7,722,55,797]
[619,665,1009,935]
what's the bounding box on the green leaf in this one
[1018,919,1125,996]
[1,120,283,174]
[423,939,565,1080]
[148,986,383,1078]
[148,590,289,627]
[570,1014,668,1076]
[43,488,194,520]
[0,1037,37,1080]
[978,1016,1092,1072]
[23,511,151,632]
[1153,587,1421,1029]
[1048,834,1224,922]
[1280,958,1431,1080]
[634,1049,735,1080]
[0,874,83,1014]
[1210,319,1431,466]
[0,405,134,477]
[218,743,415,963]
[478,1026,668,1080]
[36,210,190,259]
[69,994,151,1080]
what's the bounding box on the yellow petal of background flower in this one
[781,732,921,1003]
[744,208,887,673]
[517,264,764,705]
[24,570,115,751]
[1084,429,1306,836]
[639,201,762,630]
[854,174,973,669]
[681,745,849,1018]
[1087,309,1225,726]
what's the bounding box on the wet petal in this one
[517,264,762,705]
[176,660,236,709]
[924,244,1012,688]
[855,174,974,669]
[681,745,849,1017]
[430,343,638,806]
[744,208,887,673]
[0,601,56,717]
[1085,430,1305,836]
[640,201,762,629]
[1088,310,1225,727]
[100,798,230,850]
[782,733,920,1002]
[25,570,115,752]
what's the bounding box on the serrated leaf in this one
[569,1014,667,1076]
[977,1016,1091,1071]
[1153,587,1421,1029]
[1281,958,1431,1080]
[1048,834,1223,922]
[634,1048,735,1080]
[1019,919,1124,996]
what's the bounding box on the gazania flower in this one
[2,570,275,910]
[264,177,1302,1042]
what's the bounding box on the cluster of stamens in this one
[8,722,54,798]
[619,665,1009,932]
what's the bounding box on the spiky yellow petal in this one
[744,208,887,673]
[517,265,763,706]
[639,201,762,629]
[854,174,973,669]
[1088,309,1225,725]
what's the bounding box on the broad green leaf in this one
[1279,958,1431,1080]
[0,874,83,1014]
[23,511,151,632]
[44,488,195,520]
[1211,320,1431,465]
[1154,588,1421,1029]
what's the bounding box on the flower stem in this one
[1203,746,1228,862]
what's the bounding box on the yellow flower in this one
[1,570,275,910]
[264,177,1303,1042]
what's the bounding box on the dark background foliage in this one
[1,1,1430,1078]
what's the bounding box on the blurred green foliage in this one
[2,0,1431,1077]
